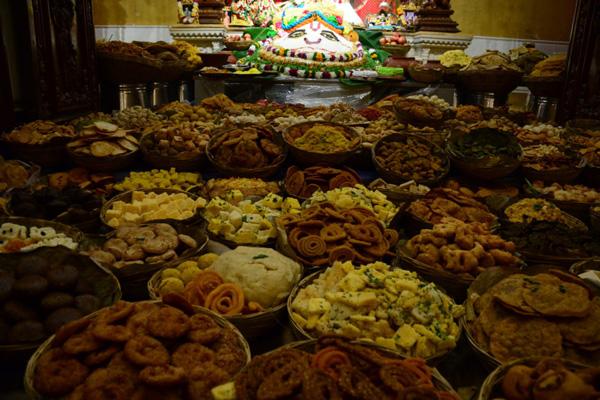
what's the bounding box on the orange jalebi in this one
[204,283,245,316]
[183,271,224,305]
[312,346,351,380]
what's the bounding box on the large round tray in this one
[283,121,362,166]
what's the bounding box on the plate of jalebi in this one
[211,336,460,399]
[148,246,302,339]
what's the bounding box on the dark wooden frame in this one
[559,0,600,122]
[0,20,15,131]
[26,0,99,119]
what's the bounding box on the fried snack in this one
[114,169,200,192]
[501,358,600,400]
[504,198,566,224]
[143,122,210,159]
[209,126,284,169]
[202,177,280,199]
[291,261,464,359]
[405,218,520,278]
[490,317,563,363]
[89,223,199,270]
[469,272,600,365]
[408,188,497,227]
[32,301,248,398]
[279,203,398,267]
[531,180,600,203]
[3,120,76,145]
[204,191,300,245]
[0,158,33,192]
[515,123,565,147]
[375,136,446,182]
[284,165,361,198]
[233,337,459,399]
[183,270,224,305]
[204,283,245,316]
[67,121,139,157]
[455,105,483,123]
[304,184,398,226]
[104,190,206,228]
[286,123,359,153]
[393,97,445,126]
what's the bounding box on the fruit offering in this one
[31,301,249,398]
[304,184,399,226]
[0,247,109,344]
[115,169,201,192]
[0,222,79,253]
[104,191,207,228]
[284,165,361,199]
[88,223,200,269]
[209,126,285,169]
[469,271,600,364]
[232,336,460,399]
[143,122,210,159]
[278,202,399,267]
[202,178,280,199]
[204,191,300,245]
[3,120,76,145]
[404,218,521,277]
[67,121,140,158]
[291,261,464,358]
[379,32,407,45]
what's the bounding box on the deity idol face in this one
[274,18,355,54]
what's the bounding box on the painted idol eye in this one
[288,29,306,39]
[320,30,339,42]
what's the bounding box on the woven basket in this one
[24,300,251,400]
[0,160,41,196]
[264,339,459,395]
[97,51,163,83]
[477,357,592,400]
[0,246,121,357]
[446,131,523,181]
[67,146,139,173]
[570,258,600,275]
[521,164,583,184]
[522,76,564,98]
[206,126,287,179]
[407,65,443,83]
[0,216,85,250]
[283,121,362,166]
[4,139,70,168]
[456,69,523,94]
[287,271,462,365]
[380,44,411,57]
[223,40,253,51]
[100,188,204,228]
[148,269,291,339]
[372,133,449,186]
[140,132,206,171]
[591,207,600,233]
[104,221,208,300]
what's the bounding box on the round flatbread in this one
[522,280,591,318]
[478,301,510,337]
[558,298,600,346]
[490,316,563,363]
[491,275,536,315]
